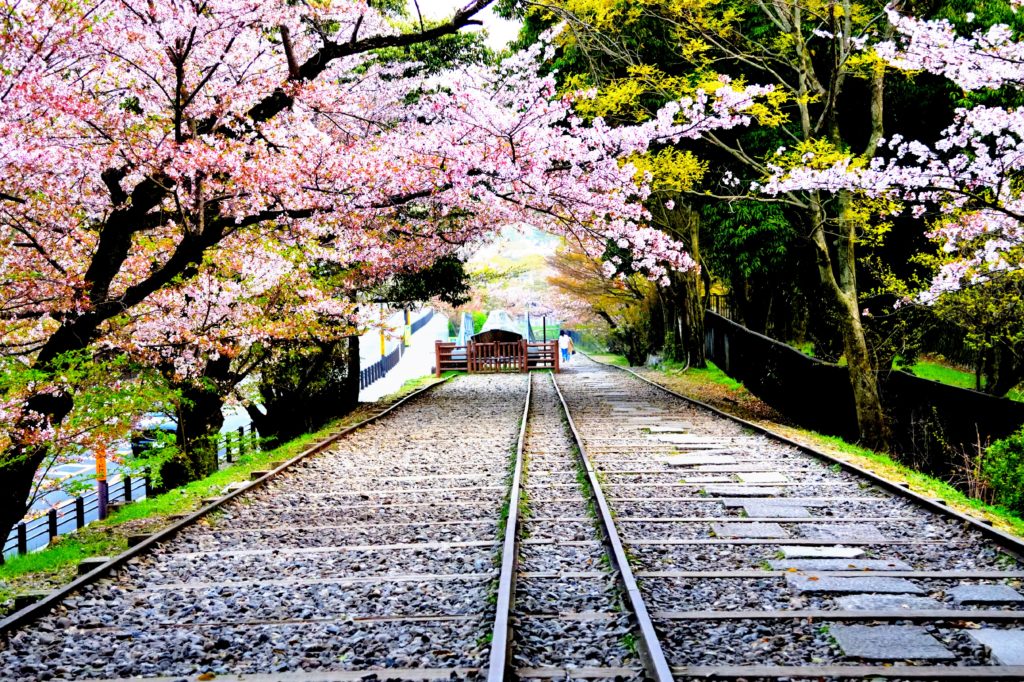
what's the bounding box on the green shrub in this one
[470,311,487,335]
[982,427,1024,513]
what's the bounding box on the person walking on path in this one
[567,333,575,361]
[558,330,571,364]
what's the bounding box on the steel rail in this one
[0,375,453,635]
[486,371,532,682]
[584,352,1024,559]
[671,665,1024,680]
[652,609,1024,621]
[89,670,480,682]
[573,354,1024,679]
[549,372,675,682]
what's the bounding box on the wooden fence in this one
[435,340,559,375]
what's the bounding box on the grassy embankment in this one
[790,341,1023,402]
[588,353,1024,539]
[904,357,1024,402]
[0,373,449,615]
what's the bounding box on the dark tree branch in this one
[350,14,364,43]
[100,167,128,206]
[413,1,425,33]
[244,0,492,124]
[82,174,170,305]
[33,0,496,370]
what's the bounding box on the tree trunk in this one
[0,392,74,561]
[243,402,269,443]
[0,445,49,563]
[679,271,706,368]
[809,192,888,449]
[837,292,888,447]
[679,206,706,368]
[157,359,230,491]
[659,286,681,362]
[345,334,361,401]
[987,343,1024,397]
[661,203,706,367]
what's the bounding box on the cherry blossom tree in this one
[763,8,1024,303]
[528,0,903,445]
[0,0,767,545]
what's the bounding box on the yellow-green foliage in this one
[746,87,791,127]
[564,65,692,122]
[774,138,862,170]
[845,49,889,78]
[631,148,708,192]
[553,0,643,30]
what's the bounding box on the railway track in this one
[553,354,1024,681]
[491,371,661,681]
[2,358,1024,681]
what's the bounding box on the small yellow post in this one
[95,445,107,480]
[95,444,109,519]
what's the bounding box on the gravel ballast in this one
[555,356,1024,673]
[0,375,527,680]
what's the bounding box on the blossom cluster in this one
[0,1,767,484]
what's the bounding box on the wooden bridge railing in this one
[435,340,559,376]
[526,341,559,370]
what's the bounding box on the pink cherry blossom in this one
[0,1,768,498]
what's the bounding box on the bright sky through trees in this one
[407,0,521,49]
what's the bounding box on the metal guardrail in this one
[3,423,260,559]
[360,309,434,390]
[2,476,148,558]
[360,343,403,390]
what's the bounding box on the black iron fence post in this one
[16,522,27,555]
[75,496,85,529]
[47,509,57,543]
[124,474,132,503]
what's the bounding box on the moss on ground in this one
[0,372,449,615]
